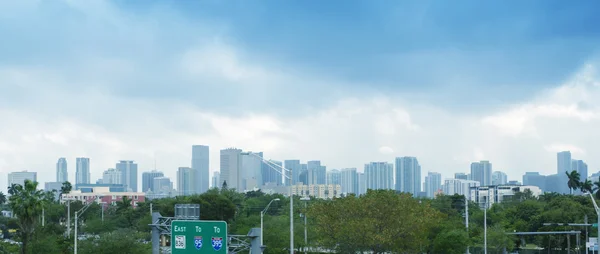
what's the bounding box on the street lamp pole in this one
[74,197,101,254]
[248,153,294,254]
[484,197,488,254]
[300,197,310,254]
[586,192,600,253]
[261,198,280,249]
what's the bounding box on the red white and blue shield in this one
[194,236,203,250]
[211,237,223,251]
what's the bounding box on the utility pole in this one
[465,197,469,254]
[74,211,78,254]
[67,200,71,237]
[484,199,488,254]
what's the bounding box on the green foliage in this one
[77,230,151,254]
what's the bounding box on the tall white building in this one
[75,157,90,186]
[177,167,196,196]
[212,171,220,188]
[365,162,394,191]
[8,171,37,188]
[340,168,358,194]
[492,171,508,185]
[424,172,442,198]
[470,161,492,186]
[56,158,68,183]
[192,145,210,194]
[220,148,242,191]
[442,179,480,199]
[116,160,138,192]
[395,157,421,195]
[102,168,122,184]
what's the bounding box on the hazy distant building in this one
[177,167,196,196]
[545,174,561,193]
[470,185,542,209]
[8,171,37,187]
[56,158,68,183]
[284,160,302,186]
[492,171,508,185]
[557,151,571,194]
[365,162,394,191]
[572,159,588,180]
[220,148,242,190]
[212,171,220,188]
[395,157,421,195]
[443,179,480,199]
[470,161,492,186]
[454,173,468,180]
[425,172,442,198]
[307,161,326,185]
[102,168,122,185]
[75,157,90,186]
[45,182,62,200]
[263,159,283,186]
[116,161,138,192]
[142,170,164,192]
[340,168,358,194]
[153,177,173,193]
[327,169,342,186]
[192,145,209,194]
[523,172,546,192]
[358,172,367,195]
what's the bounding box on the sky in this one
[2,0,600,192]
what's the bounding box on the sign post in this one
[171,220,228,253]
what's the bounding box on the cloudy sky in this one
[2,0,600,192]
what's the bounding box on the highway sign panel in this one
[594,223,598,228]
[171,220,227,253]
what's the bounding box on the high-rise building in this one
[153,177,173,193]
[395,157,421,195]
[365,162,394,191]
[56,158,68,183]
[327,169,342,186]
[443,179,480,198]
[177,167,196,196]
[116,160,138,192]
[220,148,242,190]
[262,159,283,186]
[470,161,492,186]
[241,151,263,191]
[142,170,164,192]
[424,172,442,198]
[454,173,468,180]
[358,172,366,195]
[284,160,302,186]
[102,168,122,184]
[557,151,572,194]
[192,145,210,194]
[572,159,588,180]
[75,157,90,186]
[212,171,220,188]
[8,171,37,188]
[340,168,358,194]
[523,172,547,192]
[307,161,325,185]
[492,171,508,185]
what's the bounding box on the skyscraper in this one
[102,168,122,184]
[572,159,588,180]
[177,167,196,196]
[340,168,358,194]
[365,162,394,191]
[454,173,468,180]
[241,151,263,190]
[307,161,323,185]
[8,171,37,187]
[470,161,492,186]
[220,148,242,190]
[116,160,138,192]
[142,170,164,192]
[492,171,508,185]
[424,172,442,198]
[284,160,301,186]
[395,157,421,195]
[327,169,342,186]
[557,151,572,194]
[192,145,209,194]
[212,171,220,188]
[75,157,90,186]
[56,158,68,183]
[523,172,546,192]
[262,159,283,186]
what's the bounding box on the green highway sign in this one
[171,220,228,253]
[594,223,598,228]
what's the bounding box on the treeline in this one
[0,180,598,254]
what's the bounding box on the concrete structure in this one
[443,179,480,198]
[327,169,342,186]
[192,145,209,194]
[142,170,164,192]
[177,167,195,196]
[424,172,442,198]
[220,148,242,190]
[75,157,90,185]
[116,160,138,192]
[492,171,508,185]
[8,171,37,187]
[307,161,326,185]
[358,172,367,195]
[61,187,145,207]
[470,185,542,209]
[454,173,468,180]
[56,157,68,183]
[102,168,122,185]
[365,162,394,191]
[395,157,421,195]
[340,168,358,194]
[291,184,341,199]
[471,161,492,186]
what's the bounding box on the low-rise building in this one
[60,187,145,207]
[291,184,341,199]
[469,185,542,209]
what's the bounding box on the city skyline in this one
[2,1,600,193]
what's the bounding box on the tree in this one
[593,178,600,199]
[8,180,45,254]
[0,192,6,205]
[60,181,72,197]
[581,179,593,194]
[566,170,581,195]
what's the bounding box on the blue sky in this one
[1,0,600,191]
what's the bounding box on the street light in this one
[586,192,600,253]
[261,198,281,248]
[246,152,294,254]
[74,196,102,254]
[300,197,310,254]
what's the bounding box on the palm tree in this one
[593,179,600,200]
[581,179,594,194]
[8,180,45,254]
[566,170,581,194]
[7,183,17,196]
[60,181,72,197]
[0,192,6,205]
